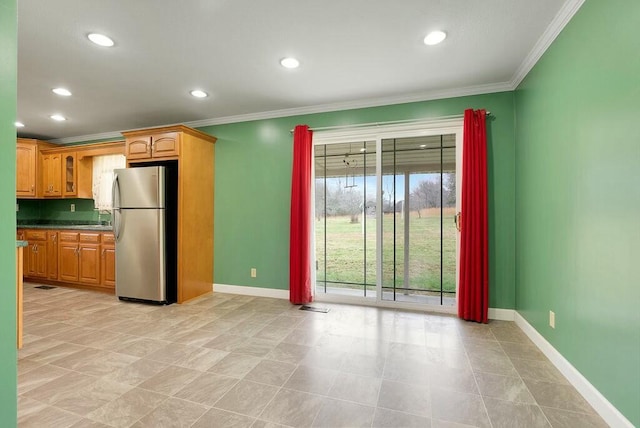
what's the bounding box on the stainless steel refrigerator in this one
[112,166,170,304]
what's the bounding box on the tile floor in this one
[17,283,608,428]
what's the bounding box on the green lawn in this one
[315,208,457,293]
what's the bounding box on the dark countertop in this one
[17,223,113,232]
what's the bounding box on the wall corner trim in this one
[213,283,289,300]
[514,312,634,428]
[510,0,586,89]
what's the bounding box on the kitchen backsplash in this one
[16,199,111,223]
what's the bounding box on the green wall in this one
[17,198,109,223]
[0,0,18,425]
[201,91,517,309]
[515,1,640,425]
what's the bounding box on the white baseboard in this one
[213,284,514,321]
[213,283,289,300]
[488,308,515,321]
[514,312,633,428]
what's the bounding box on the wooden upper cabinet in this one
[62,153,78,197]
[126,136,152,160]
[151,132,180,158]
[124,128,187,162]
[16,140,37,197]
[41,152,62,197]
[33,147,95,199]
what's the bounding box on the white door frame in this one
[311,118,464,314]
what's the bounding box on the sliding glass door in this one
[314,141,377,299]
[380,135,457,306]
[313,124,461,309]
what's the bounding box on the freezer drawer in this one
[114,208,166,302]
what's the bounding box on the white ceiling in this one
[16,0,579,143]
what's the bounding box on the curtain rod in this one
[289,111,491,133]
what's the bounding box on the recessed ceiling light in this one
[15,122,25,128]
[190,90,208,98]
[360,148,366,152]
[52,88,72,96]
[50,114,67,122]
[419,144,427,148]
[424,31,447,46]
[88,33,115,47]
[280,57,300,69]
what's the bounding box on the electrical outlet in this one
[16,203,19,212]
[250,268,257,278]
[549,311,555,329]
[70,204,75,212]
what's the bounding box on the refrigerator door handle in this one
[112,172,120,210]
[113,208,121,241]
[112,173,121,241]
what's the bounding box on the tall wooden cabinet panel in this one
[101,233,116,289]
[42,152,62,197]
[123,125,215,303]
[16,140,37,197]
[17,230,27,274]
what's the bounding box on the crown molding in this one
[50,82,511,144]
[510,0,586,89]
[51,130,123,145]
[184,82,512,129]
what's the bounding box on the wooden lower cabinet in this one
[59,232,80,282]
[101,234,116,289]
[79,233,101,285]
[79,243,100,285]
[25,230,47,279]
[23,228,116,292]
[47,231,58,280]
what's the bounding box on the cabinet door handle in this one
[75,247,79,256]
[31,185,34,191]
[102,249,106,257]
[52,234,57,242]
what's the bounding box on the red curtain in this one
[458,109,489,323]
[289,125,313,304]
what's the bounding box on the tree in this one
[325,180,363,222]
[411,177,442,216]
[444,173,456,207]
[315,181,325,220]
